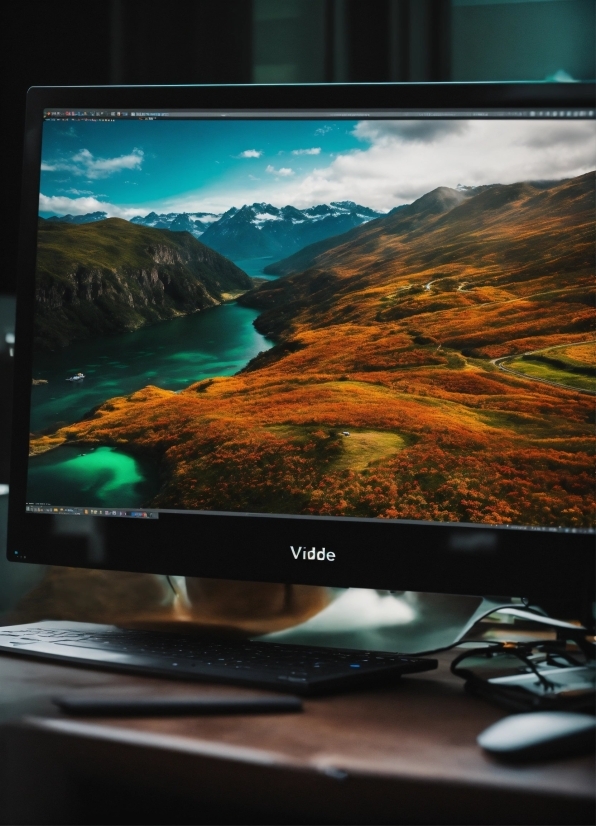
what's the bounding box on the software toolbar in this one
[43,108,596,121]
[25,506,158,519]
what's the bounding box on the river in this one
[27,299,274,508]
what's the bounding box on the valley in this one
[29,173,596,528]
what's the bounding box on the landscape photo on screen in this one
[27,116,595,528]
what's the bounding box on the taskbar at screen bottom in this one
[26,505,158,519]
[23,504,594,535]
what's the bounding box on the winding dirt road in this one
[491,341,595,396]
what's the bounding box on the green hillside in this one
[34,218,252,349]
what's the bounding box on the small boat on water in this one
[66,372,85,382]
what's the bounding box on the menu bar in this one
[43,108,596,121]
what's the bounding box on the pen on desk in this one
[53,693,303,716]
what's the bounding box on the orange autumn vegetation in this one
[31,173,596,528]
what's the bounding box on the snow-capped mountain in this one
[44,201,383,262]
[199,201,383,260]
[45,210,220,235]
[130,211,220,236]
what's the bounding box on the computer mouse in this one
[477,712,595,762]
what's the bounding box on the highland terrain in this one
[31,173,595,528]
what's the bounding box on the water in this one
[30,303,272,434]
[233,256,279,281]
[28,301,274,507]
[28,446,158,509]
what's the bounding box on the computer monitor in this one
[8,83,595,620]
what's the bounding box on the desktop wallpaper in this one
[27,116,595,528]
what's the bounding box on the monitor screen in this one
[8,84,596,608]
[27,105,595,532]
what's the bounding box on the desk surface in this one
[0,647,593,825]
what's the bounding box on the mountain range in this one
[242,174,594,354]
[33,172,595,528]
[34,218,252,349]
[262,188,472,277]
[46,201,383,262]
[130,211,220,235]
[198,201,382,260]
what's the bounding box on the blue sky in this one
[38,117,595,218]
[39,119,362,217]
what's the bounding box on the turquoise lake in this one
[30,302,272,434]
[28,446,159,509]
[27,300,274,507]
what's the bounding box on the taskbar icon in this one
[26,505,158,519]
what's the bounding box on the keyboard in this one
[0,621,437,695]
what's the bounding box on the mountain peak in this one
[219,206,239,221]
[250,203,279,215]
[408,186,470,215]
[330,200,357,209]
[281,205,306,219]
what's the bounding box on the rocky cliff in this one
[34,218,252,349]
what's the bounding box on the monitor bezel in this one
[8,82,596,615]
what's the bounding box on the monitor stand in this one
[2,559,518,656]
[255,591,517,655]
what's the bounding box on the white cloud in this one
[262,119,596,211]
[38,194,143,219]
[41,148,144,179]
[62,188,96,196]
[75,148,144,178]
[292,147,321,155]
[238,149,262,158]
[315,126,332,136]
[164,120,594,215]
[266,165,294,176]
[192,213,220,223]
[519,121,596,150]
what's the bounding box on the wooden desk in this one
[0,649,593,825]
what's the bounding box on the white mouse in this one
[477,711,595,761]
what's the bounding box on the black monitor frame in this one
[8,82,596,618]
